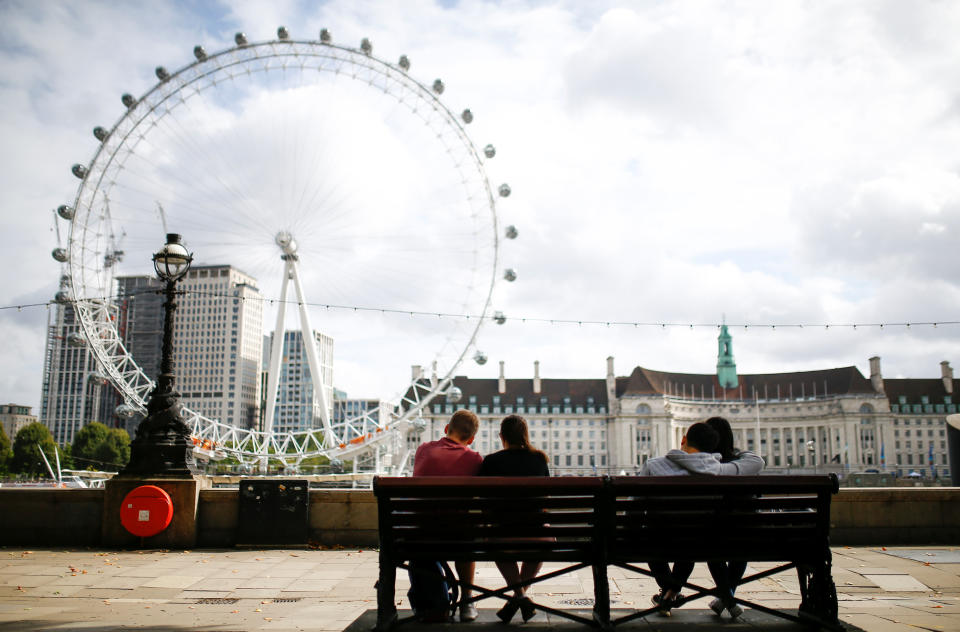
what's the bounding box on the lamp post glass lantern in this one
[121,233,196,477]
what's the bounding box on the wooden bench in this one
[608,474,840,630]
[373,474,840,630]
[374,476,609,630]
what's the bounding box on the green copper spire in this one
[717,323,738,389]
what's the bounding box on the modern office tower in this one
[174,265,264,430]
[39,296,111,445]
[264,329,334,434]
[0,404,37,441]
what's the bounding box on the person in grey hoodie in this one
[642,422,722,615]
[642,421,765,615]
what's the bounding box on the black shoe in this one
[497,599,521,623]
[519,597,537,622]
[651,591,678,616]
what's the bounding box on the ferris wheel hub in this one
[275,231,299,256]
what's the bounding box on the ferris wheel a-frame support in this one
[263,232,336,450]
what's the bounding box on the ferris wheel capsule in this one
[121,93,137,109]
[67,332,86,347]
[115,404,138,419]
[155,66,170,81]
[445,385,463,403]
[52,248,69,262]
[234,32,248,46]
[474,350,488,365]
[493,311,507,325]
[503,269,517,282]
[484,144,496,158]
[498,183,511,197]
[360,38,372,55]
[57,204,75,220]
[319,28,332,43]
[411,418,427,432]
[277,26,290,40]
[193,45,207,61]
[432,79,444,95]
[461,109,473,124]
[93,126,108,142]
[54,290,70,304]
[505,225,518,239]
[398,55,410,71]
[91,372,110,386]
[71,164,87,179]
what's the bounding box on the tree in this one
[11,422,57,477]
[92,428,131,471]
[0,425,12,473]
[72,422,110,467]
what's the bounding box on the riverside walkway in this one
[1,546,958,631]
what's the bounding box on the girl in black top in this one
[479,415,549,622]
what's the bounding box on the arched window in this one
[859,403,874,414]
[636,403,651,414]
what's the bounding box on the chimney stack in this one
[533,360,541,395]
[606,356,619,415]
[869,356,884,393]
[411,364,422,381]
[498,360,506,394]
[942,360,954,395]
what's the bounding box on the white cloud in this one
[2,0,959,416]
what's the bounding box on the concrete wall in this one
[831,488,960,545]
[1,487,956,547]
[0,489,104,546]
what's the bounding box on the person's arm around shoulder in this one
[717,450,765,475]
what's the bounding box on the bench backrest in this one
[374,476,605,563]
[375,474,838,565]
[608,475,838,564]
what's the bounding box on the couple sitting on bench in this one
[642,417,765,618]
[413,410,764,623]
[413,409,548,623]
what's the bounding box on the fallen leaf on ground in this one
[231,610,239,614]
[254,608,262,612]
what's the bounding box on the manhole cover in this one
[195,598,240,605]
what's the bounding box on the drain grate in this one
[273,597,302,603]
[195,598,240,605]
[556,598,618,606]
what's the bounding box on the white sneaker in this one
[459,603,479,622]
[727,603,743,619]
[708,598,724,616]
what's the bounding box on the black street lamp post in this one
[120,233,196,478]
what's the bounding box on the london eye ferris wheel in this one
[52,27,517,469]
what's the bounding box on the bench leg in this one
[797,560,839,627]
[591,563,611,629]
[375,555,398,632]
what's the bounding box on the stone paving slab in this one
[0,547,958,630]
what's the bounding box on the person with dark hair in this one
[642,419,765,616]
[704,416,764,619]
[413,409,483,621]
[478,415,549,622]
[640,422,720,614]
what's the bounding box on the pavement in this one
[1,546,958,631]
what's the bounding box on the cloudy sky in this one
[2,0,960,414]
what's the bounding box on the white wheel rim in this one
[65,37,501,466]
